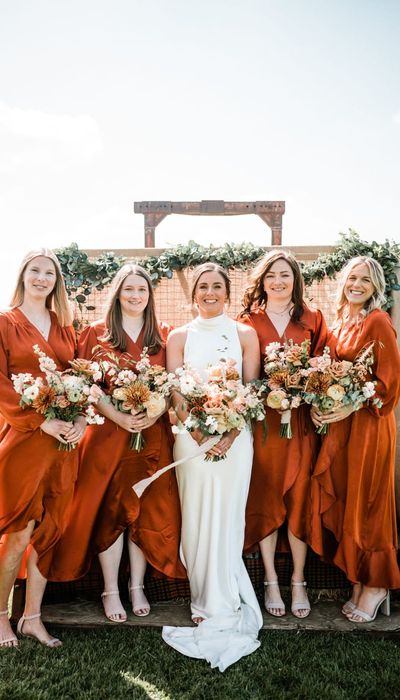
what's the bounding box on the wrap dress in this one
[239,306,328,549]
[0,307,77,578]
[48,320,185,581]
[310,309,400,588]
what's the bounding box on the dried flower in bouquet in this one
[12,345,104,450]
[171,358,265,461]
[303,343,382,434]
[96,347,172,451]
[259,339,311,438]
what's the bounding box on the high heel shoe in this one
[291,580,311,618]
[341,600,356,617]
[342,583,362,617]
[101,591,127,623]
[263,581,286,617]
[17,613,62,647]
[128,582,150,617]
[348,591,390,623]
[0,610,18,648]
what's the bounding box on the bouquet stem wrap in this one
[279,409,292,439]
[132,436,219,497]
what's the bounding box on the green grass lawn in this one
[1,628,399,700]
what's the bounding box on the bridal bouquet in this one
[259,339,311,438]
[303,343,382,434]
[12,345,104,450]
[172,358,265,461]
[98,348,172,451]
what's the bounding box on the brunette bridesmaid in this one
[0,249,82,648]
[311,256,400,622]
[49,264,185,621]
[239,250,328,618]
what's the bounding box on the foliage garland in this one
[56,231,400,314]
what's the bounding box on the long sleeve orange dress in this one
[310,309,400,588]
[48,320,185,582]
[239,306,328,551]
[0,308,77,578]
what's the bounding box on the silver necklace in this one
[21,309,50,337]
[266,304,293,317]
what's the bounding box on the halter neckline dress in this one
[162,313,262,672]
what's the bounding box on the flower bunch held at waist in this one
[303,343,382,434]
[97,347,172,451]
[12,345,104,450]
[171,358,265,461]
[258,339,311,439]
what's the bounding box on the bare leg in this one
[342,582,362,616]
[0,522,34,647]
[348,585,389,622]
[20,546,62,645]
[98,533,127,622]
[127,539,150,616]
[288,529,310,618]
[259,530,285,616]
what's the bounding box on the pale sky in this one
[1,0,399,306]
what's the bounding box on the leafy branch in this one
[55,232,400,317]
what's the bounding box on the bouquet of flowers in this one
[12,345,104,450]
[259,339,311,438]
[172,357,265,461]
[303,343,382,434]
[99,348,172,451]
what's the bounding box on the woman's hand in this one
[190,428,209,446]
[206,429,239,459]
[310,405,322,427]
[129,412,158,431]
[311,404,355,427]
[40,419,74,444]
[62,414,87,443]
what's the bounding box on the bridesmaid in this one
[0,248,82,648]
[48,264,185,622]
[239,250,328,618]
[311,256,400,622]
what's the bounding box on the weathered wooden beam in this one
[134,200,285,246]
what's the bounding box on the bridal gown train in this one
[162,313,263,672]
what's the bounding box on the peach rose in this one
[266,389,287,410]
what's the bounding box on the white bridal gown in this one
[162,313,263,672]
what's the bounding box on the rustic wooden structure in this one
[134,200,285,247]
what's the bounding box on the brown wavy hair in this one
[240,250,305,323]
[191,263,231,304]
[10,248,73,326]
[101,264,163,354]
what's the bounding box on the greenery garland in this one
[56,231,400,314]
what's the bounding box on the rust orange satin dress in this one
[0,308,77,578]
[240,306,328,550]
[48,320,185,582]
[310,309,400,588]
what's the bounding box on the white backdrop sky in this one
[1,0,399,306]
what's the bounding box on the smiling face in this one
[344,263,375,309]
[263,259,294,305]
[119,273,150,317]
[22,256,57,302]
[193,270,228,318]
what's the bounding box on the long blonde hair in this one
[335,256,386,322]
[101,264,163,354]
[10,248,73,327]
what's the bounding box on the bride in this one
[162,263,263,672]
